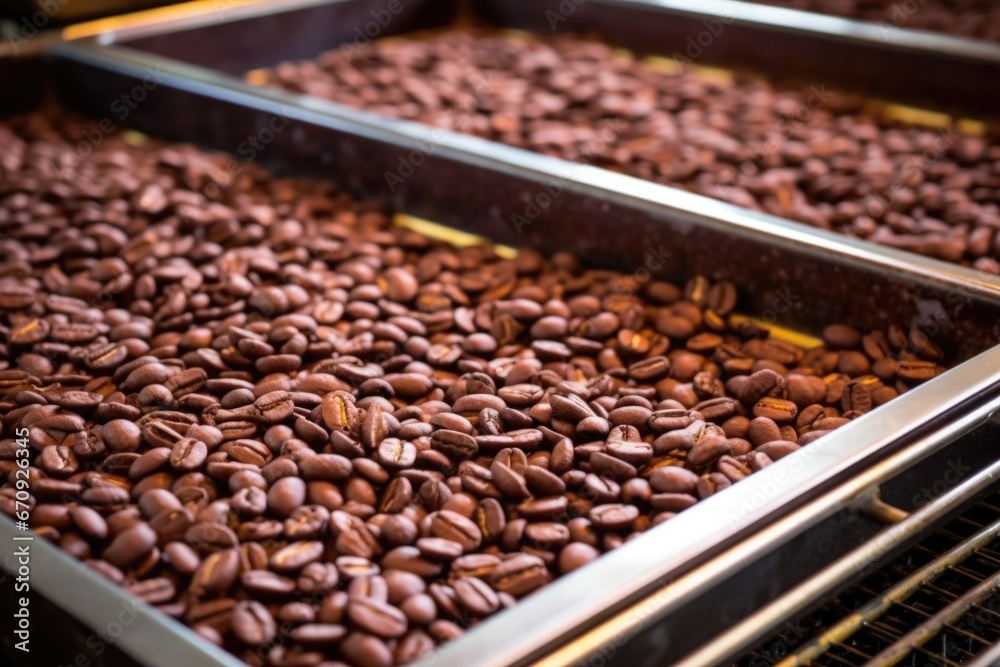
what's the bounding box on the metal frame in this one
[51,36,1000,356]
[2,0,1000,664]
[679,398,1000,667]
[473,0,1000,118]
[75,0,1000,117]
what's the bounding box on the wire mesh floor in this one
[736,493,1000,667]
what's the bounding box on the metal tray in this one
[69,0,1000,119]
[473,0,1000,120]
[1,10,999,666]
[60,0,1000,285]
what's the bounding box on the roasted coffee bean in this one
[753,397,799,422]
[842,381,874,414]
[489,553,551,598]
[127,577,176,604]
[290,623,348,646]
[299,454,352,481]
[757,440,801,460]
[241,569,297,596]
[38,446,78,477]
[191,548,241,597]
[697,472,732,498]
[376,438,418,470]
[361,404,391,450]
[602,433,651,468]
[489,460,530,501]
[232,600,277,646]
[524,522,570,550]
[298,562,340,595]
[473,497,506,542]
[70,505,109,540]
[268,477,307,517]
[687,428,732,468]
[524,465,566,496]
[582,474,621,503]
[322,391,359,432]
[417,537,464,561]
[169,438,208,472]
[785,374,828,407]
[380,477,414,514]
[517,496,569,521]
[341,632,394,667]
[429,510,482,552]
[430,429,478,459]
[127,448,170,479]
[897,360,941,383]
[101,420,142,453]
[823,324,863,349]
[737,369,784,406]
[559,542,601,574]
[454,575,501,616]
[347,597,408,638]
[185,522,239,553]
[102,522,157,567]
[650,492,698,512]
[232,486,268,516]
[270,541,324,572]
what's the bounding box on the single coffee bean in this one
[430,429,478,459]
[347,597,408,638]
[268,477,307,517]
[588,504,639,531]
[241,569,298,597]
[489,553,551,598]
[232,600,278,646]
[376,438,418,470]
[270,541,324,572]
[102,522,157,567]
[169,437,208,472]
[753,397,799,422]
[558,542,601,574]
[191,548,241,597]
[454,575,501,616]
[841,381,874,414]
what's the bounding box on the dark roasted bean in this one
[589,504,640,531]
[191,548,241,597]
[347,597,408,638]
[429,510,482,552]
[430,429,478,459]
[489,553,551,598]
[232,600,277,646]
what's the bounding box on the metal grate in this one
[736,493,1000,667]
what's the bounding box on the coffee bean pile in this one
[0,112,948,667]
[747,0,1000,43]
[258,29,1000,272]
